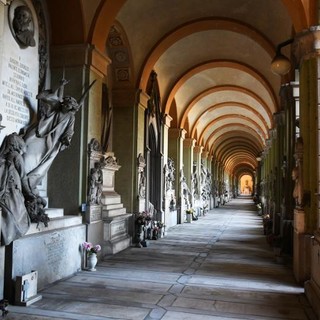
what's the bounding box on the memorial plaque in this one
[0,0,39,142]
[11,225,85,290]
[86,205,102,223]
[110,220,127,240]
[45,232,67,274]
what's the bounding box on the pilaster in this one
[48,44,111,214]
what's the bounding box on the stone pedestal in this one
[0,245,4,301]
[102,191,131,255]
[165,210,177,229]
[305,232,320,319]
[101,155,131,255]
[293,208,311,283]
[4,216,85,302]
[0,209,4,301]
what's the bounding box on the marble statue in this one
[0,79,95,244]
[88,161,103,205]
[180,170,191,207]
[23,79,95,195]
[0,133,31,245]
[292,137,303,207]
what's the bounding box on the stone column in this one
[183,138,195,191]
[135,91,149,213]
[168,128,186,223]
[112,87,139,213]
[294,27,320,316]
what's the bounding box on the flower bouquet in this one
[82,241,101,255]
[135,211,152,225]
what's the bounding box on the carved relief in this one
[116,68,129,81]
[108,26,123,47]
[107,25,131,84]
[137,153,146,199]
[9,3,36,48]
[165,158,175,192]
[292,137,304,208]
[0,80,95,244]
[88,161,103,205]
[180,169,191,207]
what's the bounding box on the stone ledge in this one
[104,235,131,255]
[26,215,83,236]
[103,213,132,223]
[103,207,127,218]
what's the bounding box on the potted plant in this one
[186,208,193,223]
[82,241,101,271]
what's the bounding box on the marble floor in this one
[6,197,316,320]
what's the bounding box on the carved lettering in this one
[1,56,32,128]
[45,233,66,273]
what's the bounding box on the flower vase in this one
[87,253,98,271]
[135,224,143,247]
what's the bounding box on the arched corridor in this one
[7,198,315,320]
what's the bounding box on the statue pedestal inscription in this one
[86,205,102,224]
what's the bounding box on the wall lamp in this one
[271,38,293,76]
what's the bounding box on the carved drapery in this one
[137,153,146,199]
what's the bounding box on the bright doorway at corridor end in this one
[240,175,253,195]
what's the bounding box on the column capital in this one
[183,138,196,148]
[136,90,150,110]
[293,26,320,64]
[201,150,209,159]
[169,128,186,139]
[163,114,173,127]
[194,145,203,154]
[51,44,112,77]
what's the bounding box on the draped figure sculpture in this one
[0,79,95,244]
[23,79,95,195]
[0,133,33,245]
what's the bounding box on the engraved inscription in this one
[86,206,102,223]
[45,232,66,273]
[1,56,33,128]
[110,221,127,239]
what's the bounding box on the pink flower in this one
[83,241,101,254]
[94,245,101,252]
[82,241,92,250]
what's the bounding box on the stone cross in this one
[22,279,30,301]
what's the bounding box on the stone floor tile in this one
[5,197,316,320]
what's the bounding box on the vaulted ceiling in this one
[48,0,313,178]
